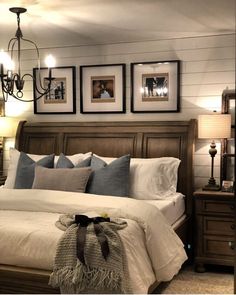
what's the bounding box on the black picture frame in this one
[33,66,76,114]
[222,89,235,128]
[221,89,235,187]
[131,60,180,113]
[80,64,126,114]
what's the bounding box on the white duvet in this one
[0,189,187,293]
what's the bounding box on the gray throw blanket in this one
[49,214,131,294]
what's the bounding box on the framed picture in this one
[131,60,180,113]
[33,66,76,114]
[222,89,235,127]
[80,64,126,113]
[221,89,235,184]
[221,180,234,193]
[221,153,235,192]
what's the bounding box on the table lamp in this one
[0,116,16,176]
[198,113,231,191]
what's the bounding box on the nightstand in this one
[194,189,235,272]
[0,175,7,186]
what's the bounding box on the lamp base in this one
[202,176,221,191]
[202,184,221,191]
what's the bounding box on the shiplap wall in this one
[3,33,235,189]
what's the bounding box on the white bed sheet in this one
[144,193,185,226]
[0,189,187,293]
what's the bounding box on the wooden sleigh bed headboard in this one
[15,120,196,216]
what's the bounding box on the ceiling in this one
[0,0,235,49]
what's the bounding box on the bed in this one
[0,120,196,294]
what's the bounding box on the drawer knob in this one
[228,241,235,250]
[231,224,235,230]
[230,205,235,210]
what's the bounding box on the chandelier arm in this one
[10,86,51,102]
[34,80,51,97]
[21,37,48,90]
[1,80,8,102]
[7,37,17,51]
[22,73,50,95]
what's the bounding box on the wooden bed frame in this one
[0,120,196,294]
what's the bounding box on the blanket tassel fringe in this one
[49,262,126,293]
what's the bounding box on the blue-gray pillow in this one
[86,155,130,197]
[90,156,107,170]
[14,152,55,189]
[56,153,92,168]
[56,153,74,168]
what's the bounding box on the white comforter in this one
[0,189,187,293]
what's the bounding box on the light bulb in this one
[45,54,56,68]
[0,50,14,69]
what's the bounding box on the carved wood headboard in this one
[15,120,196,215]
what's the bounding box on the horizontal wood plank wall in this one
[4,33,236,188]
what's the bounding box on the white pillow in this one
[94,154,181,200]
[3,148,92,189]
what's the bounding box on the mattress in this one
[144,193,185,226]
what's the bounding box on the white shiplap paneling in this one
[4,33,235,189]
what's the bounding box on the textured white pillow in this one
[94,154,181,200]
[3,148,92,189]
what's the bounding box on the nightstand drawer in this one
[203,200,235,214]
[203,236,235,258]
[204,216,235,236]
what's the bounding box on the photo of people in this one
[44,77,67,103]
[142,73,169,101]
[91,76,115,103]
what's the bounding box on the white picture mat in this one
[133,62,178,111]
[82,65,123,112]
[35,68,74,113]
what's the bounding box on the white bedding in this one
[0,189,187,293]
[144,193,185,226]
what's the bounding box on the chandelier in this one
[0,7,55,102]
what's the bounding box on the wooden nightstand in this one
[0,175,7,186]
[194,189,235,272]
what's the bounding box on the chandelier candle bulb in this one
[45,54,56,68]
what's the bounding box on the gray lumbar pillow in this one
[86,155,130,197]
[14,152,55,189]
[32,166,92,193]
[56,153,92,168]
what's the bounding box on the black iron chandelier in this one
[0,7,55,102]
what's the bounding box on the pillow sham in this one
[32,166,92,193]
[94,154,181,199]
[56,153,92,168]
[86,155,130,197]
[3,148,92,188]
[54,152,92,167]
[14,152,55,189]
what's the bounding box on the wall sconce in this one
[0,116,16,177]
[198,113,231,191]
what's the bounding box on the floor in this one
[154,264,234,294]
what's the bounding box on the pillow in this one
[94,154,181,199]
[3,148,92,189]
[14,152,55,189]
[86,155,130,197]
[32,166,92,193]
[129,157,181,199]
[56,153,92,168]
[4,148,48,189]
[54,152,92,167]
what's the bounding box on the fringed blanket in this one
[49,214,131,294]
